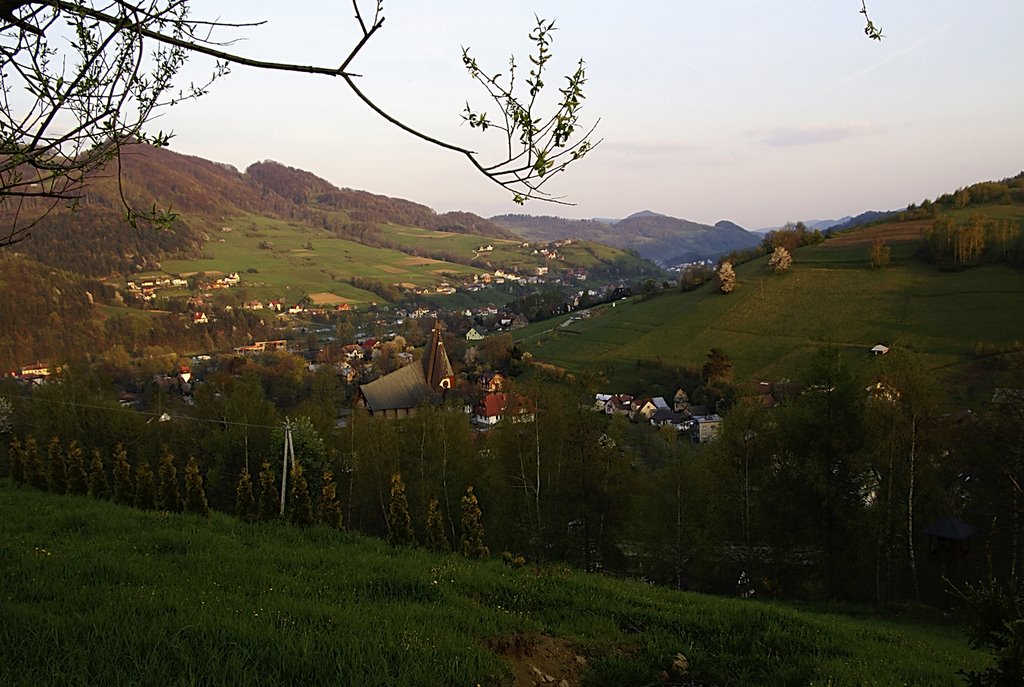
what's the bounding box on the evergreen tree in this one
[460,485,489,559]
[288,462,314,527]
[87,449,109,500]
[25,436,47,491]
[157,448,181,513]
[8,435,25,485]
[256,461,278,522]
[66,440,88,495]
[111,444,133,506]
[386,472,414,547]
[319,470,343,529]
[134,462,156,510]
[47,436,67,494]
[425,497,451,552]
[183,457,210,516]
[235,464,255,521]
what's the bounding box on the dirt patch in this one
[486,633,586,687]
[400,256,443,266]
[306,292,351,305]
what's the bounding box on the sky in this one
[157,1,1024,230]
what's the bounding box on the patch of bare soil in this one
[486,634,586,687]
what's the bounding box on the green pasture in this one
[519,246,1024,399]
[159,215,482,304]
[0,482,984,686]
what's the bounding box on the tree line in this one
[2,347,1022,608]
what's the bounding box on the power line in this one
[0,391,283,430]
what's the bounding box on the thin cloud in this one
[752,121,881,148]
[819,21,955,96]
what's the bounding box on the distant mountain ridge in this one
[490,211,762,265]
[5,145,515,277]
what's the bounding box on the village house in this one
[473,392,535,427]
[692,414,723,443]
[465,325,488,341]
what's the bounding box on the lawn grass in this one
[0,481,985,686]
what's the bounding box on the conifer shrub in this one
[134,462,156,510]
[66,440,88,495]
[157,449,181,513]
[460,485,489,559]
[319,470,343,529]
[26,437,47,491]
[256,461,278,522]
[87,449,109,500]
[47,436,67,494]
[111,444,133,506]
[235,465,255,521]
[8,435,25,485]
[184,457,210,516]
[386,472,414,547]
[425,497,450,552]
[288,462,314,527]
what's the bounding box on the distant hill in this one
[4,144,515,277]
[490,211,762,265]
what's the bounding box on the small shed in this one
[870,344,890,355]
[923,515,977,561]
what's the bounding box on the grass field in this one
[516,239,1024,403]
[158,214,484,304]
[0,482,986,686]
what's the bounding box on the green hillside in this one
[0,482,983,687]
[518,234,1024,405]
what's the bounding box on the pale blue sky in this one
[160,1,1024,229]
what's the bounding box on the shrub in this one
[386,472,414,547]
[424,497,450,552]
[235,465,255,521]
[319,470,343,529]
[257,461,278,522]
[134,462,156,510]
[66,441,88,496]
[111,444,133,506]
[87,449,109,500]
[157,449,181,513]
[47,437,66,494]
[460,485,489,559]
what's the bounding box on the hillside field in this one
[0,482,985,687]
[517,237,1024,405]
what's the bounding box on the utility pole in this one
[279,419,295,517]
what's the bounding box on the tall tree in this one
[111,444,133,506]
[256,461,278,522]
[425,497,451,552]
[461,485,489,559]
[386,472,415,547]
[46,436,66,494]
[87,449,109,500]
[288,462,314,527]
[8,435,24,485]
[134,461,156,510]
[25,436,45,490]
[235,465,255,521]
[778,346,868,598]
[319,470,344,530]
[66,440,88,496]
[184,457,210,516]
[157,449,181,513]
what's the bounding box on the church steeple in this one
[422,321,454,390]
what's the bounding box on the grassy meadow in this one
[516,237,1024,403]
[159,214,484,304]
[0,481,986,686]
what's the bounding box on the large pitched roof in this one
[358,322,453,414]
